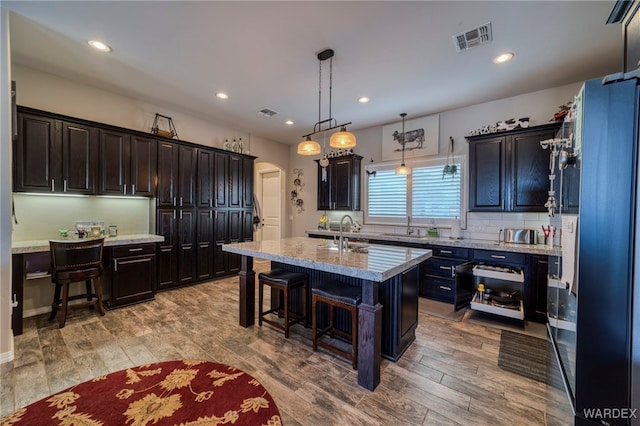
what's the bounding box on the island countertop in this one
[222,237,432,282]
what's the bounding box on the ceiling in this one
[4,1,622,145]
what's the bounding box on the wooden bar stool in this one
[258,269,308,338]
[312,280,361,369]
[49,237,106,328]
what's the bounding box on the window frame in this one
[363,155,467,228]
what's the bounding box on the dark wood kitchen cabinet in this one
[316,154,362,210]
[421,246,473,310]
[156,141,196,208]
[228,154,254,209]
[467,123,561,212]
[526,255,549,323]
[99,129,156,196]
[156,207,197,289]
[196,208,215,280]
[14,111,97,194]
[106,243,156,308]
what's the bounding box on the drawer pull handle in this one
[440,250,452,254]
[439,285,452,291]
[491,255,507,259]
[129,248,143,252]
[439,266,451,270]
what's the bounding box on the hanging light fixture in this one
[298,48,356,155]
[297,135,321,155]
[395,113,412,175]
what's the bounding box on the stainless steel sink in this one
[381,233,429,238]
[316,243,369,253]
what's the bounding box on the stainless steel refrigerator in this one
[547,75,639,425]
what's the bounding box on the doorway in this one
[255,163,284,241]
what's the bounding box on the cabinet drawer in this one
[423,258,459,278]
[111,243,156,258]
[473,249,526,265]
[430,246,469,259]
[422,276,455,303]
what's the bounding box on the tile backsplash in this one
[318,210,550,244]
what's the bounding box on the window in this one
[364,156,465,227]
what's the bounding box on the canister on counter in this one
[108,225,118,237]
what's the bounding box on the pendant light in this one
[298,48,356,155]
[395,113,412,175]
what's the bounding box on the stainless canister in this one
[502,228,537,244]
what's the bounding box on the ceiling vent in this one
[258,108,278,117]
[452,22,492,53]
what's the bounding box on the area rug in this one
[1,360,282,426]
[498,330,564,390]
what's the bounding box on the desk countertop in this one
[12,234,164,254]
[222,237,432,282]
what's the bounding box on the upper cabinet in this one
[14,111,97,194]
[156,141,196,208]
[100,132,156,197]
[467,123,561,212]
[316,154,362,211]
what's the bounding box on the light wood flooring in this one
[1,260,573,425]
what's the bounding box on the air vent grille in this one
[452,22,492,52]
[258,108,278,117]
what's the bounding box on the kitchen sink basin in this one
[381,233,429,238]
[316,243,369,253]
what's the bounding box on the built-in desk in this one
[222,237,432,391]
[11,234,164,336]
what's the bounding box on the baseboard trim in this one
[23,306,51,318]
[0,345,14,364]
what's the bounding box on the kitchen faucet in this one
[339,214,354,251]
[407,216,415,236]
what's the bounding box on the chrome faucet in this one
[407,216,415,236]
[339,214,354,251]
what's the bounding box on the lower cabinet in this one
[526,255,549,323]
[106,243,156,308]
[421,246,473,310]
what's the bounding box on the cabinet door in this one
[130,136,157,197]
[157,142,178,207]
[469,136,505,211]
[510,128,557,212]
[317,161,332,210]
[111,245,156,308]
[178,209,196,284]
[331,158,354,210]
[196,209,214,280]
[62,122,96,194]
[99,129,130,195]
[214,152,228,207]
[14,113,60,192]
[156,208,178,289]
[526,255,548,323]
[242,210,254,241]
[213,209,229,277]
[178,145,196,208]
[197,149,214,208]
[228,154,242,208]
[242,157,254,208]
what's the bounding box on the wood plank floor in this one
[1,260,573,425]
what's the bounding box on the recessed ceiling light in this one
[215,92,229,100]
[87,40,112,52]
[285,120,294,125]
[358,96,370,103]
[493,52,514,64]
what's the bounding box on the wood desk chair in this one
[49,237,106,328]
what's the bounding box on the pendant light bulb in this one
[297,136,321,155]
[395,113,411,175]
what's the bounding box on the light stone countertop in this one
[305,229,552,256]
[222,237,432,282]
[11,234,164,254]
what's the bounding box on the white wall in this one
[288,81,583,239]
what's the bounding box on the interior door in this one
[257,169,282,241]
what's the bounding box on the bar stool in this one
[258,269,308,338]
[312,280,361,369]
[49,237,106,328]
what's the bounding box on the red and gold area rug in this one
[2,360,282,426]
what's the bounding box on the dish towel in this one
[560,215,579,293]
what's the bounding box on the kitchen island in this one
[222,237,432,391]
